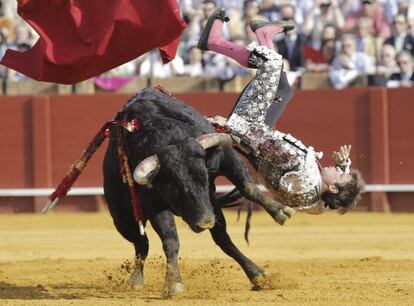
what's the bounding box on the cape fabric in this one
[0,0,186,84]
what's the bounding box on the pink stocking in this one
[254,25,283,50]
[207,20,251,67]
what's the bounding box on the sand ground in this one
[0,211,413,305]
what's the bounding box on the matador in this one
[198,8,365,216]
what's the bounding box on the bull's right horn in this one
[133,155,160,185]
[196,133,240,150]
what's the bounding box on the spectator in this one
[216,0,245,40]
[321,23,338,42]
[179,0,200,23]
[303,24,338,73]
[321,38,337,65]
[355,17,383,64]
[139,50,185,79]
[0,15,13,43]
[202,51,227,78]
[275,4,306,71]
[289,0,314,26]
[386,50,414,87]
[93,60,137,91]
[377,43,399,77]
[258,0,294,22]
[241,0,268,43]
[302,0,345,49]
[399,1,414,36]
[282,58,301,88]
[0,28,8,79]
[305,38,337,72]
[184,0,221,50]
[340,0,363,16]
[384,14,414,55]
[216,0,243,11]
[6,42,31,81]
[397,0,414,19]
[13,21,37,46]
[0,0,17,19]
[0,27,7,58]
[330,34,375,89]
[183,45,204,77]
[258,0,277,21]
[344,0,391,39]
[200,0,219,20]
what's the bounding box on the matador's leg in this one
[198,8,289,130]
[264,71,293,127]
[227,46,284,128]
[251,21,295,127]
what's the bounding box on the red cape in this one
[0,0,186,84]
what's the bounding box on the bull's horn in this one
[133,155,160,185]
[196,133,240,150]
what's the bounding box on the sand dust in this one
[0,211,413,305]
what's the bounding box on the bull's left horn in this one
[133,155,160,185]
[196,133,240,150]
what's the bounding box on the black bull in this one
[103,88,293,296]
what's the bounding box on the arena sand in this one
[0,211,413,305]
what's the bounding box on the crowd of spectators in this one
[0,0,413,90]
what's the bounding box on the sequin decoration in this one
[227,46,283,129]
[224,45,325,212]
[258,131,323,210]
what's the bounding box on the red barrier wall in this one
[0,88,413,212]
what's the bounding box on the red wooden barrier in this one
[0,88,413,212]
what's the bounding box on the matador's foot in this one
[197,8,229,51]
[250,20,295,34]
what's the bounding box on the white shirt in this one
[140,53,185,79]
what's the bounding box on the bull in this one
[103,87,294,297]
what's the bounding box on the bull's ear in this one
[133,155,160,185]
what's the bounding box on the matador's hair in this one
[321,169,365,214]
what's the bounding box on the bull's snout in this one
[190,214,216,233]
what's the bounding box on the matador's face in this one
[320,166,352,191]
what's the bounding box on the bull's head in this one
[134,133,239,233]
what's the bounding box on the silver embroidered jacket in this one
[225,44,326,214]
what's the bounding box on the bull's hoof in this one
[162,281,184,298]
[270,205,296,226]
[128,269,144,289]
[251,273,272,291]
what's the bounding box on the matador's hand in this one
[332,144,351,166]
[206,115,227,127]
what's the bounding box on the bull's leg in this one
[209,206,267,289]
[104,182,149,289]
[220,147,295,225]
[111,217,149,289]
[241,181,295,225]
[129,234,149,289]
[150,209,184,298]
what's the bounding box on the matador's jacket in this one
[225,44,326,214]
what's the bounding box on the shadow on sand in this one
[0,281,95,300]
[0,281,52,300]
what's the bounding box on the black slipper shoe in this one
[250,20,295,34]
[197,8,229,51]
